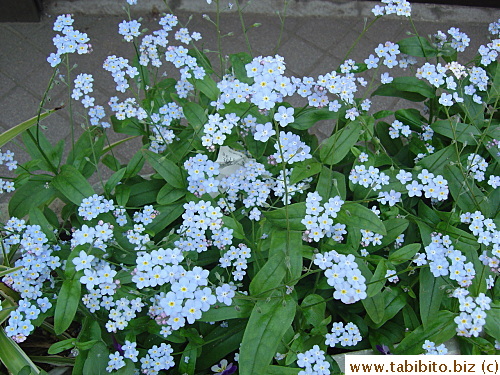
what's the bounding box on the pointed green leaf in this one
[320,118,363,165]
[337,202,386,235]
[51,165,95,205]
[393,311,455,355]
[0,329,40,374]
[54,279,81,335]
[0,109,56,148]
[419,267,445,328]
[143,150,185,189]
[239,295,296,375]
[388,244,421,265]
[263,203,306,231]
[397,36,438,58]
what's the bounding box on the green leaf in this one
[320,118,363,165]
[289,159,322,185]
[123,149,145,180]
[263,203,306,231]
[0,329,40,375]
[266,366,300,375]
[82,342,109,375]
[143,150,185,189]
[48,338,76,355]
[431,119,481,145]
[372,77,435,102]
[179,342,197,375]
[102,154,122,171]
[28,206,56,242]
[147,202,184,235]
[382,287,408,324]
[0,108,56,148]
[395,108,425,127]
[111,116,145,136]
[230,52,253,84]
[373,110,393,119]
[366,260,389,298]
[484,301,500,342]
[362,292,385,325]
[104,168,126,195]
[156,184,185,205]
[54,279,81,335]
[239,295,296,375]
[419,267,445,328]
[397,36,438,58]
[222,216,245,239]
[113,360,135,375]
[418,145,457,176]
[9,177,56,218]
[127,179,163,206]
[337,202,386,235]
[183,102,208,134]
[444,164,491,216]
[197,321,246,371]
[301,294,326,327]
[393,311,456,355]
[291,107,337,130]
[194,74,220,100]
[200,299,254,322]
[389,244,421,264]
[250,252,286,296]
[51,165,95,205]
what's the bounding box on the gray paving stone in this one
[274,35,324,76]
[0,26,48,90]
[0,86,41,129]
[0,72,16,98]
[295,16,354,52]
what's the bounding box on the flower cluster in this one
[325,321,362,347]
[461,211,499,274]
[218,159,273,213]
[388,119,411,139]
[302,192,345,242]
[466,153,488,181]
[453,289,491,338]
[201,113,240,150]
[103,297,144,333]
[349,165,390,191]
[149,102,183,153]
[360,228,384,247]
[433,27,470,53]
[77,257,119,301]
[314,251,367,304]
[103,56,140,93]
[372,0,411,17]
[2,219,59,342]
[175,200,223,253]
[422,340,448,355]
[219,243,252,281]
[47,14,90,67]
[414,233,475,288]
[118,19,141,42]
[148,267,216,335]
[274,168,312,204]
[0,149,17,193]
[139,343,175,374]
[397,169,449,202]
[78,194,115,220]
[417,60,488,106]
[271,131,312,164]
[478,18,500,65]
[297,345,331,375]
